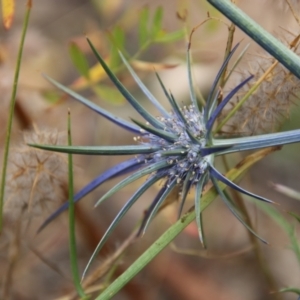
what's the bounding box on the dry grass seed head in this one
[4,129,67,220]
[223,31,300,135]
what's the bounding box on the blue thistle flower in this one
[31,38,300,276]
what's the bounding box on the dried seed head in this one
[223,32,300,135]
[4,129,67,220]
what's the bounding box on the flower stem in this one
[96,147,277,300]
[207,0,300,78]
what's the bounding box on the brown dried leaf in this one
[2,0,14,30]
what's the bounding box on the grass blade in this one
[67,110,87,298]
[0,0,31,231]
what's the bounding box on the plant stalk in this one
[207,0,300,78]
[0,0,32,233]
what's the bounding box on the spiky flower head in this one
[32,39,300,276]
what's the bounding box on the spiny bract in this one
[31,39,300,277]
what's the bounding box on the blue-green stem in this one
[96,147,275,299]
[97,207,197,300]
[207,0,300,78]
[0,0,31,232]
[67,110,88,299]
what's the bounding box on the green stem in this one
[97,210,197,300]
[67,110,88,299]
[207,0,300,78]
[96,147,276,300]
[0,1,31,233]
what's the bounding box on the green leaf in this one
[138,6,149,47]
[151,6,163,38]
[42,90,61,104]
[278,287,300,295]
[69,42,90,79]
[111,26,125,50]
[153,29,185,43]
[93,84,125,105]
[289,212,300,224]
[109,26,125,68]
